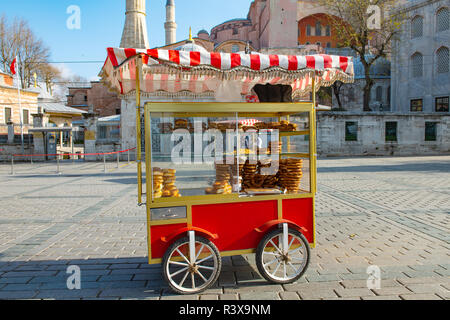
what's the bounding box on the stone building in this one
[207,0,339,51]
[391,0,450,113]
[67,82,122,118]
[0,71,39,144]
[110,0,449,157]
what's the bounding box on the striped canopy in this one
[100,48,354,100]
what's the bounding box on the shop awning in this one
[100,48,354,100]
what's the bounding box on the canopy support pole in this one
[310,73,317,195]
[136,55,143,205]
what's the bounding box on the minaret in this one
[120,0,149,48]
[165,0,177,45]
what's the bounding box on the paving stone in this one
[306,274,340,282]
[397,277,448,286]
[220,294,238,300]
[280,292,300,300]
[239,292,280,300]
[218,272,236,287]
[372,287,412,296]
[160,294,198,300]
[1,283,41,291]
[335,288,376,298]
[98,274,133,282]
[403,271,440,278]
[362,295,402,300]
[338,273,370,281]
[0,291,38,299]
[108,264,140,270]
[99,288,160,299]
[297,289,339,300]
[400,294,443,300]
[340,279,402,289]
[2,271,57,278]
[36,289,101,299]
[0,277,32,284]
[200,294,218,300]
[284,281,340,292]
[405,284,448,294]
[224,284,283,293]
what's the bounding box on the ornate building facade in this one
[391,0,449,113]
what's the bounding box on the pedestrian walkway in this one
[0,156,448,300]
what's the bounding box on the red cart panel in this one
[282,198,314,243]
[192,200,278,252]
[150,223,187,260]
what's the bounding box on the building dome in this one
[198,29,209,35]
[175,42,209,53]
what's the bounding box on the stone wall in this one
[317,113,450,156]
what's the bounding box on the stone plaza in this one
[0,156,448,300]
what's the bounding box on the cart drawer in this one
[151,206,187,221]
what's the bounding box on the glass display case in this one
[145,105,314,205]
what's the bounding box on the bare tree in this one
[332,81,346,110]
[37,63,61,95]
[318,0,405,111]
[0,15,51,89]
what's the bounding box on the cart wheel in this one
[256,226,310,284]
[162,235,221,295]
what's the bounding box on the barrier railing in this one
[9,147,137,175]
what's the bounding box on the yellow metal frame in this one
[136,76,319,264]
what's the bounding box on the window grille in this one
[436,7,449,32]
[411,16,423,38]
[411,52,423,78]
[436,47,449,74]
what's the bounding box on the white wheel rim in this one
[261,232,308,282]
[166,241,218,293]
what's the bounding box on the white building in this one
[391,0,450,113]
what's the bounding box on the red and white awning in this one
[100,48,354,99]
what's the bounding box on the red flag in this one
[10,58,17,75]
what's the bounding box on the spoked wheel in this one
[162,234,221,294]
[256,225,310,284]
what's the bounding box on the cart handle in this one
[161,227,219,244]
[255,219,308,234]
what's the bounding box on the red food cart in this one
[100,47,354,294]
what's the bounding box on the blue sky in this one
[1,0,253,80]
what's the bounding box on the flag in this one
[10,58,17,75]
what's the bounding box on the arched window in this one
[411,52,424,78]
[376,86,383,102]
[411,16,424,38]
[315,21,322,36]
[436,46,449,74]
[325,26,331,36]
[436,7,449,32]
[306,25,311,36]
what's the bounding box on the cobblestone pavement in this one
[0,157,448,300]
